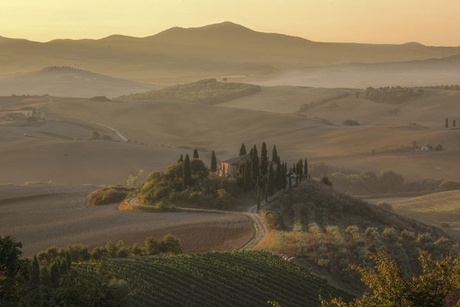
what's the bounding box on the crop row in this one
[75,251,352,306]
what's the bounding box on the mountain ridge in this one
[1,21,460,85]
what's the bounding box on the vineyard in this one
[75,251,352,306]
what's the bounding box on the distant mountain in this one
[0,66,158,98]
[0,22,459,85]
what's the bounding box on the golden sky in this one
[1,0,459,46]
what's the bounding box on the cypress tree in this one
[453,119,457,128]
[275,160,283,190]
[183,154,192,188]
[250,145,259,181]
[243,161,252,191]
[272,145,280,164]
[296,159,304,180]
[178,154,183,163]
[267,162,275,196]
[445,117,449,128]
[260,142,268,177]
[239,143,247,156]
[193,149,199,159]
[210,150,217,172]
[282,162,288,189]
[304,158,309,179]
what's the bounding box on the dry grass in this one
[0,185,254,257]
[371,190,460,240]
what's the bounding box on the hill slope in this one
[0,66,157,97]
[1,22,460,84]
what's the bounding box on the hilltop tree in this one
[296,159,304,181]
[275,160,284,190]
[251,145,260,182]
[445,117,449,128]
[304,158,309,179]
[193,149,199,159]
[178,154,183,163]
[210,150,217,172]
[453,119,457,128]
[243,160,252,191]
[239,143,247,156]
[260,142,269,177]
[272,145,280,164]
[183,154,192,188]
[267,162,275,196]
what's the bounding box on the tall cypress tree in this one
[282,162,288,189]
[193,149,199,159]
[239,143,247,156]
[243,161,252,191]
[304,158,309,179]
[250,145,259,181]
[445,117,449,128]
[272,145,280,164]
[183,154,192,188]
[275,161,283,190]
[210,150,217,172]
[267,162,275,196]
[178,154,183,163]
[260,142,268,177]
[296,159,304,180]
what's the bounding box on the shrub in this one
[87,186,133,206]
[343,119,360,126]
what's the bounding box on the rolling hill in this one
[1,22,460,85]
[0,66,157,97]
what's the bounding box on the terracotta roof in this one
[221,153,251,165]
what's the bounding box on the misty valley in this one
[1,22,460,306]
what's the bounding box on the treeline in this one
[262,180,458,288]
[118,78,261,104]
[0,234,181,306]
[139,143,309,210]
[310,162,460,195]
[365,86,424,104]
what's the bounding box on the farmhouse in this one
[220,154,250,177]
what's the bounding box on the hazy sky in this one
[1,0,459,46]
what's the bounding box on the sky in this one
[1,0,459,46]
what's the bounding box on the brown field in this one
[2,86,459,186]
[0,185,254,257]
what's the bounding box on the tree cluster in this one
[118,78,261,104]
[140,150,236,209]
[365,86,424,104]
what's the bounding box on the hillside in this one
[378,190,460,240]
[118,78,261,104]
[75,251,353,306]
[258,180,458,291]
[0,66,157,98]
[1,22,460,85]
